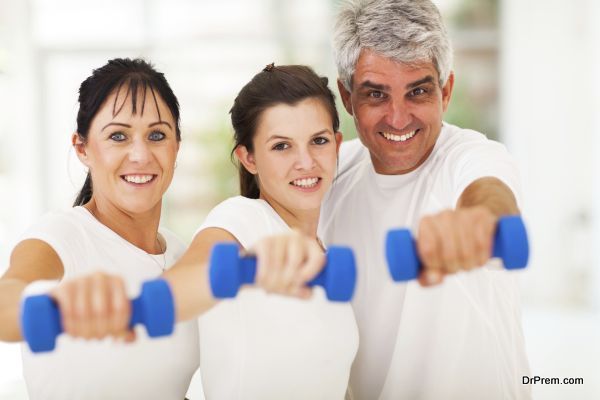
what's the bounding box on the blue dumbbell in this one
[21,278,175,353]
[385,215,529,281]
[209,243,356,302]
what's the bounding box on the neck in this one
[83,197,163,254]
[259,194,320,239]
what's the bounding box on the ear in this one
[441,71,455,113]
[334,131,343,154]
[72,132,90,167]
[337,79,354,116]
[234,145,258,175]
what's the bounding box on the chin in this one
[120,201,159,215]
[296,199,322,212]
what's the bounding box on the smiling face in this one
[73,85,179,216]
[235,97,342,214]
[338,49,454,175]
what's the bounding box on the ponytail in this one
[73,172,93,206]
[238,168,260,199]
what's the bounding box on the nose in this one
[384,96,411,130]
[293,146,316,171]
[128,137,152,164]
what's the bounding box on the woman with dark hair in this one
[162,64,358,399]
[0,58,200,399]
[0,61,357,399]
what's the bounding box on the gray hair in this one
[333,0,453,90]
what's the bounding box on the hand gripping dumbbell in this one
[209,243,357,302]
[21,278,175,353]
[385,215,529,281]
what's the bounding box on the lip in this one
[289,177,322,193]
[378,128,420,144]
[120,174,158,186]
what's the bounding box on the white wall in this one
[501,0,599,398]
[591,0,600,313]
[501,0,597,309]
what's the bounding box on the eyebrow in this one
[149,121,173,130]
[405,75,435,90]
[358,80,390,91]
[357,75,436,92]
[102,122,131,131]
[265,129,332,143]
[101,121,172,131]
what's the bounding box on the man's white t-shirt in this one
[319,123,531,400]
[196,196,358,400]
[20,206,199,400]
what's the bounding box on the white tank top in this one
[20,206,199,400]
[195,196,358,400]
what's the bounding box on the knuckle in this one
[419,241,436,261]
[61,307,74,321]
[92,271,107,282]
[420,215,434,230]
[73,304,88,320]
[446,262,459,273]
[92,305,108,320]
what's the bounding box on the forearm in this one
[457,177,519,217]
[163,261,217,322]
[1,239,64,341]
[0,279,27,341]
[162,228,241,321]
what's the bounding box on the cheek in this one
[355,107,380,130]
[157,148,178,170]
[418,105,443,126]
[267,157,290,179]
[255,154,284,182]
[90,150,120,174]
[317,151,338,173]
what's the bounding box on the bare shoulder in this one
[3,239,64,282]
[177,227,240,266]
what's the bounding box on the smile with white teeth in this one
[122,175,155,184]
[381,130,417,142]
[291,177,319,188]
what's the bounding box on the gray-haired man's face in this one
[338,49,454,175]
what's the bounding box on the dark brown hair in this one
[230,64,340,199]
[73,58,181,206]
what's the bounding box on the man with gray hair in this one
[319,0,531,399]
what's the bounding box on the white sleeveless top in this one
[195,196,358,400]
[20,206,199,400]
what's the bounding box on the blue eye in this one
[313,137,329,145]
[149,131,165,141]
[110,132,126,142]
[272,142,290,151]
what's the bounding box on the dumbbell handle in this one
[232,256,330,288]
[386,215,529,281]
[21,279,174,353]
[210,244,356,301]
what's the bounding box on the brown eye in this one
[272,142,290,151]
[313,137,329,145]
[409,87,427,97]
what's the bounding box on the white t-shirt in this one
[319,123,531,400]
[196,196,358,400]
[20,206,199,400]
